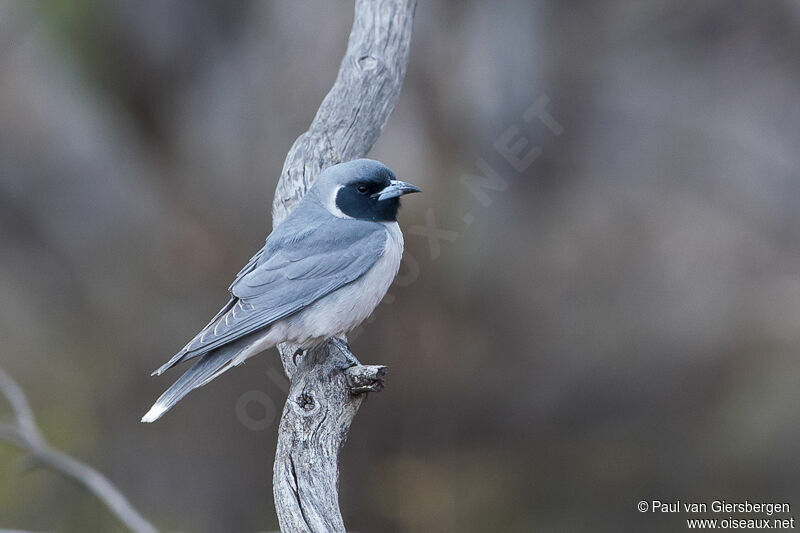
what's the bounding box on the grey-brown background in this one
[1,1,799,532]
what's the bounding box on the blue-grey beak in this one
[372,179,422,201]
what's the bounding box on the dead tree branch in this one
[0,367,158,533]
[270,1,416,531]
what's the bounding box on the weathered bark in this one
[270,1,416,532]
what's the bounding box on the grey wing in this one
[152,218,386,375]
[151,246,265,376]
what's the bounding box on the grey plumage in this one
[142,159,419,422]
[153,212,387,374]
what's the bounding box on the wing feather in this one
[152,214,386,375]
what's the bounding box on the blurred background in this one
[1,1,799,531]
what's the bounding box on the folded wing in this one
[152,216,386,375]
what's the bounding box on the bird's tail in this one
[142,343,243,423]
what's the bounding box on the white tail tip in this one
[141,403,167,423]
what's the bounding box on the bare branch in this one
[272,0,417,226]
[0,367,42,444]
[270,1,416,531]
[0,367,158,533]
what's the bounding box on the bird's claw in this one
[293,348,305,366]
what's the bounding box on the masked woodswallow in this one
[142,159,421,422]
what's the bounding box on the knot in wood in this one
[296,392,315,411]
[357,54,379,70]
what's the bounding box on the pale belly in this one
[286,221,404,346]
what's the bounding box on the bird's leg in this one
[330,337,360,367]
[343,349,360,367]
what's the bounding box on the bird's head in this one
[312,159,421,222]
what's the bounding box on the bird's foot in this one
[293,348,305,366]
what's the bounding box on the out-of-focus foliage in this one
[1,1,799,531]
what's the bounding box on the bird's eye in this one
[357,184,368,194]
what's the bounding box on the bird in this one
[141,159,421,423]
